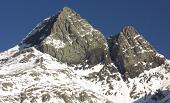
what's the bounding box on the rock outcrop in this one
[108,26,165,78]
[21,7,166,78]
[21,7,110,65]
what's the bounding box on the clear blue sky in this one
[0,0,170,59]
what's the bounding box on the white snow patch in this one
[74,64,104,76]
[0,44,170,103]
[134,35,140,39]
[0,45,19,59]
[156,53,165,58]
[43,36,65,48]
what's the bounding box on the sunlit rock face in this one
[108,26,165,78]
[21,7,110,65]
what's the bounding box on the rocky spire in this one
[108,26,165,78]
[20,7,110,65]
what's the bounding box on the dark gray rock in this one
[108,26,165,78]
[20,7,166,79]
[21,15,58,46]
[21,7,111,65]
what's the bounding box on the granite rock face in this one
[21,7,166,78]
[108,26,165,78]
[21,7,110,65]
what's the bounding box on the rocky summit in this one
[21,7,110,66]
[108,26,165,78]
[0,7,170,103]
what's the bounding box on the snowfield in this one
[0,46,170,103]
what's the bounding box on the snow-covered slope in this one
[0,46,170,103]
[0,47,111,103]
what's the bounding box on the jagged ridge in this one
[20,7,166,78]
[108,26,165,78]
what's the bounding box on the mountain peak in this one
[108,26,165,78]
[63,7,74,13]
[122,26,136,32]
[20,7,109,65]
[119,26,142,39]
[118,26,155,53]
[20,7,76,46]
[20,7,165,78]
[59,7,77,18]
[121,26,138,36]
